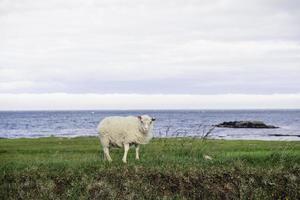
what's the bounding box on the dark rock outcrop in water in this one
[268,134,300,137]
[216,121,279,129]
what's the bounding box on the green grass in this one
[0,137,300,199]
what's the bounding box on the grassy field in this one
[0,137,300,199]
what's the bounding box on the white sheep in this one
[97,115,155,163]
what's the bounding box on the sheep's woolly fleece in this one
[97,115,154,148]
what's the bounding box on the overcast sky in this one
[0,0,300,109]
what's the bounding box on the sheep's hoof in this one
[135,157,140,160]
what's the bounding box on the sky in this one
[0,0,300,110]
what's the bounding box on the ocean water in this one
[0,110,300,141]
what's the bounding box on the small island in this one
[216,121,279,129]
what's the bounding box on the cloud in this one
[0,93,300,110]
[0,0,299,96]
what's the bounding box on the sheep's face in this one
[138,115,156,133]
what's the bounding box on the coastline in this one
[1,134,300,141]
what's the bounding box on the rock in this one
[203,155,213,160]
[216,121,279,129]
[268,134,300,137]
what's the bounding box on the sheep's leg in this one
[103,147,112,162]
[122,143,129,163]
[99,136,112,162]
[135,144,140,160]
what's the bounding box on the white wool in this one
[97,115,154,148]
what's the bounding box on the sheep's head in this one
[138,115,156,133]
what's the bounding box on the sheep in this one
[97,115,156,163]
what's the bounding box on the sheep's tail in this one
[96,123,102,135]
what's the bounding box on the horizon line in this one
[1,108,300,112]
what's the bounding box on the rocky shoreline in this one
[216,121,279,129]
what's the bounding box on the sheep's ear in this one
[152,117,156,121]
[137,116,142,120]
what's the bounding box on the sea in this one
[0,110,300,141]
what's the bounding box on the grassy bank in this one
[1,137,300,199]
